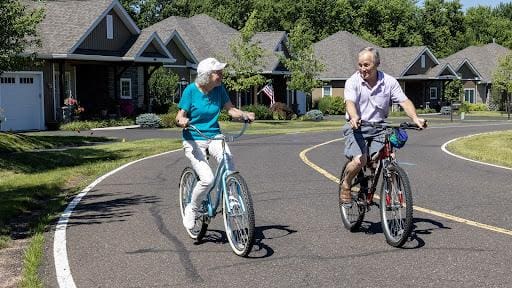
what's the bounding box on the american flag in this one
[262,83,275,106]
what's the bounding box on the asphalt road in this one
[42,121,512,288]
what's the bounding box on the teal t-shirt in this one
[178,83,230,140]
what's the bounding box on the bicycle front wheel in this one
[179,167,207,240]
[379,163,413,247]
[222,173,255,257]
[338,161,366,232]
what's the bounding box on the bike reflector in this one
[389,128,408,148]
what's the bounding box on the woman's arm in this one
[224,101,255,122]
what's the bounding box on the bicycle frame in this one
[187,122,249,219]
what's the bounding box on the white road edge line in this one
[54,149,181,288]
[441,134,512,171]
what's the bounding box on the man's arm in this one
[399,99,425,128]
[345,100,360,129]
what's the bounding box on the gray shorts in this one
[342,122,386,159]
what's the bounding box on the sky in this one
[418,0,508,10]
[459,0,507,9]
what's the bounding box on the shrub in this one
[60,118,134,131]
[301,109,324,121]
[416,108,437,114]
[160,112,178,128]
[468,103,489,111]
[136,113,161,128]
[270,102,295,120]
[242,104,272,120]
[218,110,231,121]
[318,96,345,115]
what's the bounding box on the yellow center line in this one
[299,138,512,237]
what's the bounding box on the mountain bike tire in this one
[338,162,366,232]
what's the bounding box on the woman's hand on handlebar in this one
[244,112,256,123]
[177,116,189,128]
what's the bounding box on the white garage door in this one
[0,72,44,131]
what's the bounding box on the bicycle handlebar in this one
[360,120,427,130]
[186,119,250,141]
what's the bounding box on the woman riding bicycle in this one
[176,57,255,230]
[341,47,425,205]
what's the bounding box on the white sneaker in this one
[183,205,196,230]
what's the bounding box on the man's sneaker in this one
[183,205,196,230]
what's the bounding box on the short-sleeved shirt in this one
[178,83,230,140]
[344,71,407,122]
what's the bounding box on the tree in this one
[148,67,179,113]
[444,79,463,104]
[223,11,266,108]
[0,0,44,74]
[419,0,466,58]
[282,20,324,110]
[492,53,512,114]
[356,0,422,47]
[464,6,512,49]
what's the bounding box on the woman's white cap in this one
[197,57,227,74]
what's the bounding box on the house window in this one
[429,87,437,100]
[120,78,132,99]
[106,15,113,39]
[464,88,476,103]
[421,55,426,68]
[322,86,332,97]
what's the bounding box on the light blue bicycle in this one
[179,121,255,257]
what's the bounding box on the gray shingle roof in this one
[147,14,286,72]
[313,31,444,80]
[441,43,511,83]
[313,31,378,79]
[380,46,429,77]
[252,31,287,73]
[145,14,238,63]
[24,0,116,55]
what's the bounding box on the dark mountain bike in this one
[339,121,426,247]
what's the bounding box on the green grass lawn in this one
[0,133,182,287]
[446,130,512,168]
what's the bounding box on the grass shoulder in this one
[0,135,182,287]
[446,130,512,168]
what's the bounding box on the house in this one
[0,0,175,131]
[440,43,511,105]
[144,14,291,108]
[312,31,458,111]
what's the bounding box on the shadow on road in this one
[195,224,297,258]
[67,192,160,226]
[354,217,450,249]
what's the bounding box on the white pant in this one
[183,139,234,211]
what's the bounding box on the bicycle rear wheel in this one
[379,163,413,247]
[179,167,207,240]
[338,161,366,232]
[222,173,255,257]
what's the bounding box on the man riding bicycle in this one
[340,47,425,205]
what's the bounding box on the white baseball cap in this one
[197,57,227,74]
